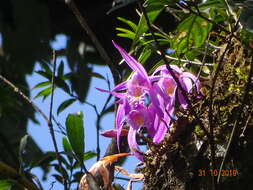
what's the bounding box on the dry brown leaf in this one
[79,153,132,190]
[115,166,144,179]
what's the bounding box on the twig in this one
[65,0,120,84]
[0,75,48,123]
[48,51,68,189]
[217,57,253,184]
[240,108,253,137]
[161,53,213,66]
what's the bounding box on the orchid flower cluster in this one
[100,42,202,161]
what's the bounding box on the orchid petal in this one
[96,88,125,99]
[112,41,150,86]
[153,121,168,143]
[113,81,127,91]
[181,77,193,93]
[181,72,202,92]
[116,103,125,151]
[178,90,188,109]
[127,127,144,161]
[101,129,128,138]
[149,84,164,118]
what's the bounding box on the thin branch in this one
[160,52,213,66]
[48,51,68,189]
[0,75,49,123]
[240,108,253,138]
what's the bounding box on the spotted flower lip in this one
[98,41,202,161]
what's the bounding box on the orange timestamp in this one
[198,169,238,177]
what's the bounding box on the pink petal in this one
[101,129,129,138]
[113,81,127,91]
[127,127,144,161]
[112,41,151,87]
[96,87,125,99]
[116,103,125,151]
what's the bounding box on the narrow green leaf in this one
[83,151,97,161]
[138,47,152,64]
[117,17,137,31]
[66,112,85,162]
[57,98,76,115]
[116,27,136,39]
[32,81,51,89]
[39,60,52,74]
[117,33,135,39]
[34,86,53,99]
[62,137,73,153]
[132,8,163,47]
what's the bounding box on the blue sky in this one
[26,34,142,189]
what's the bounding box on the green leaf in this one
[34,86,53,100]
[66,112,85,162]
[35,70,52,80]
[116,27,136,39]
[138,46,152,64]
[57,98,76,115]
[132,8,163,47]
[39,60,52,74]
[83,151,97,161]
[0,180,12,190]
[32,81,51,89]
[62,137,74,164]
[198,0,226,10]
[62,137,73,153]
[117,17,137,31]
[172,15,212,54]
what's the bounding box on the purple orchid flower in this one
[153,65,202,109]
[97,41,202,161]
